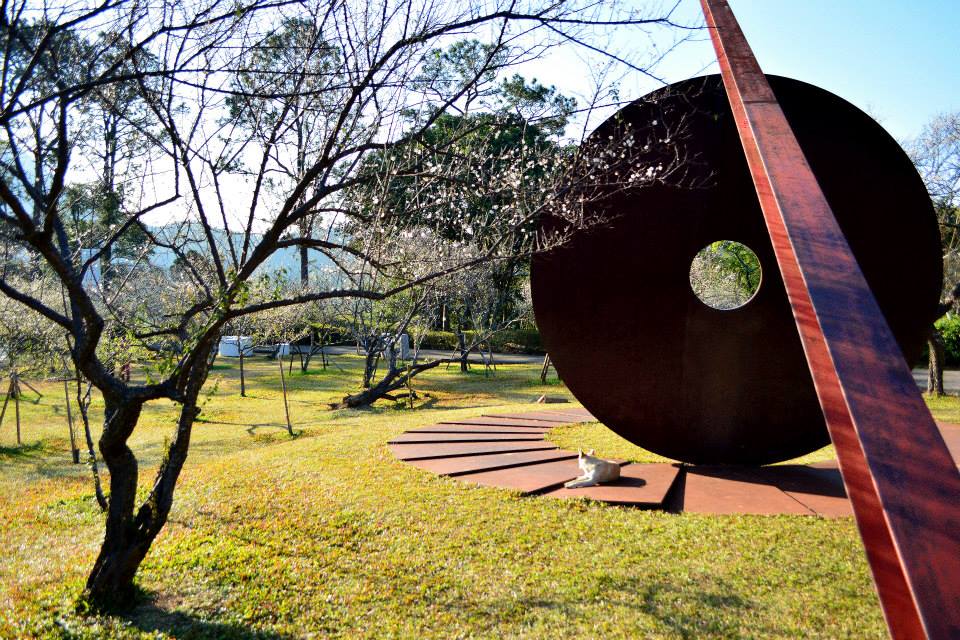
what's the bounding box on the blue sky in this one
[528,0,960,143]
[698,0,960,141]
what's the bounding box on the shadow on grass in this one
[438,575,761,638]
[126,601,293,640]
[632,578,758,638]
[0,439,92,480]
[0,440,47,458]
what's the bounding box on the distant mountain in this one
[146,223,338,278]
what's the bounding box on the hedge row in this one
[418,327,544,354]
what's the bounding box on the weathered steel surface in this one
[408,425,551,434]
[774,466,853,519]
[530,71,942,465]
[388,441,556,461]
[457,458,613,494]
[547,408,596,420]
[700,0,960,636]
[391,412,958,526]
[388,432,546,444]
[440,417,565,428]
[681,467,815,515]
[530,409,597,421]
[482,412,581,423]
[409,449,578,477]
[543,464,681,507]
[679,464,850,516]
[935,422,960,464]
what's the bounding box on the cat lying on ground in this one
[564,449,620,488]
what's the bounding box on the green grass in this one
[2,355,954,638]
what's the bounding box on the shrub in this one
[936,314,960,367]
[417,327,544,354]
[416,331,455,351]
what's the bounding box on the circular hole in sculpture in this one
[689,240,762,310]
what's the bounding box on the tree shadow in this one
[0,440,47,459]
[125,600,294,640]
[245,423,294,435]
[433,573,775,638]
[0,439,92,480]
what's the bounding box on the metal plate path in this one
[388,409,899,515]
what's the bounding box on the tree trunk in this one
[362,349,379,389]
[239,351,246,397]
[457,332,468,372]
[77,381,107,512]
[300,245,309,288]
[84,397,146,608]
[928,327,946,396]
[279,357,293,435]
[85,343,214,610]
[100,243,113,294]
[540,353,551,384]
[64,377,79,463]
[338,360,443,408]
[300,332,314,373]
[0,378,11,437]
[14,375,21,445]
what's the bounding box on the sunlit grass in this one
[3,356,951,638]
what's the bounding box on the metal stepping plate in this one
[482,412,581,423]
[388,409,886,515]
[389,432,546,444]
[408,449,578,477]
[680,467,816,516]
[408,425,551,435]
[537,410,596,421]
[389,441,557,461]
[542,464,681,508]
[936,422,960,466]
[441,417,564,428]
[455,458,588,494]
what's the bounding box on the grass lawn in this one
[1,354,951,638]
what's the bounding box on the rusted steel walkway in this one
[391,409,960,515]
[390,408,678,508]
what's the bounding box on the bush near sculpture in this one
[927,314,960,367]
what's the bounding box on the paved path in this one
[912,368,960,394]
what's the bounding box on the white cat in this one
[564,449,620,488]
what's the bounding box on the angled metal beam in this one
[699,1,960,637]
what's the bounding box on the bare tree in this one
[0,0,689,608]
[248,294,306,432]
[338,244,538,406]
[909,112,960,395]
[447,260,533,375]
[339,289,434,408]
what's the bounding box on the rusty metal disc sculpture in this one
[530,74,942,465]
